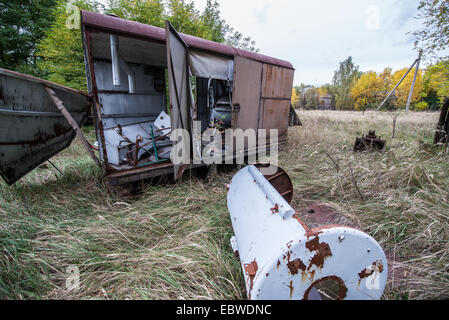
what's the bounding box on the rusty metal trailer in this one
[81,11,295,186]
[0,11,297,186]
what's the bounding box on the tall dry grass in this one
[284,110,447,299]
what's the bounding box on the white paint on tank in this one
[227,165,388,300]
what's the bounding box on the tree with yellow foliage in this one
[424,60,449,103]
[351,71,383,111]
[390,67,424,109]
[291,88,299,107]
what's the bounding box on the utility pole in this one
[376,50,423,111]
[405,50,423,112]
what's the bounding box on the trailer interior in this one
[85,29,235,173]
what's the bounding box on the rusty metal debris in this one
[254,163,293,204]
[353,130,386,152]
[434,97,449,145]
[0,68,91,185]
[300,203,354,229]
[288,105,302,126]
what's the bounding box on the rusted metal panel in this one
[227,165,388,300]
[0,68,91,185]
[262,64,294,99]
[259,65,294,142]
[106,161,174,185]
[299,203,354,230]
[232,56,263,132]
[81,11,294,70]
[260,99,290,140]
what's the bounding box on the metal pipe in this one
[110,35,121,86]
[126,131,171,156]
[109,34,136,93]
[405,50,423,112]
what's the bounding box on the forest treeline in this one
[291,0,449,111]
[1,0,448,111]
[291,56,449,111]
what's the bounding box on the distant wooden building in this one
[319,94,336,110]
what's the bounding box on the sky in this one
[192,0,426,86]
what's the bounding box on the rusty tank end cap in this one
[251,226,388,300]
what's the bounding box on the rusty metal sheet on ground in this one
[0,68,91,185]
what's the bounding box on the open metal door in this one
[166,21,191,180]
[0,68,91,185]
[231,56,263,131]
[231,56,263,157]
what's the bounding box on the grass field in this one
[1,110,448,300]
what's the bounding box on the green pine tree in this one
[36,0,103,90]
[0,0,58,75]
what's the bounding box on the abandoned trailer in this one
[0,11,297,186]
[81,11,297,186]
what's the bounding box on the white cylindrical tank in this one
[227,165,388,300]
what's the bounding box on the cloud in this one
[193,0,424,85]
[254,4,270,24]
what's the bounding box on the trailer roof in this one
[81,11,294,70]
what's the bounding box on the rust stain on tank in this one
[276,259,281,269]
[292,211,311,234]
[270,203,279,214]
[288,280,294,299]
[306,224,360,238]
[287,258,307,275]
[310,269,316,282]
[282,250,292,261]
[244,259,258,300]
[305,236,332,269]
